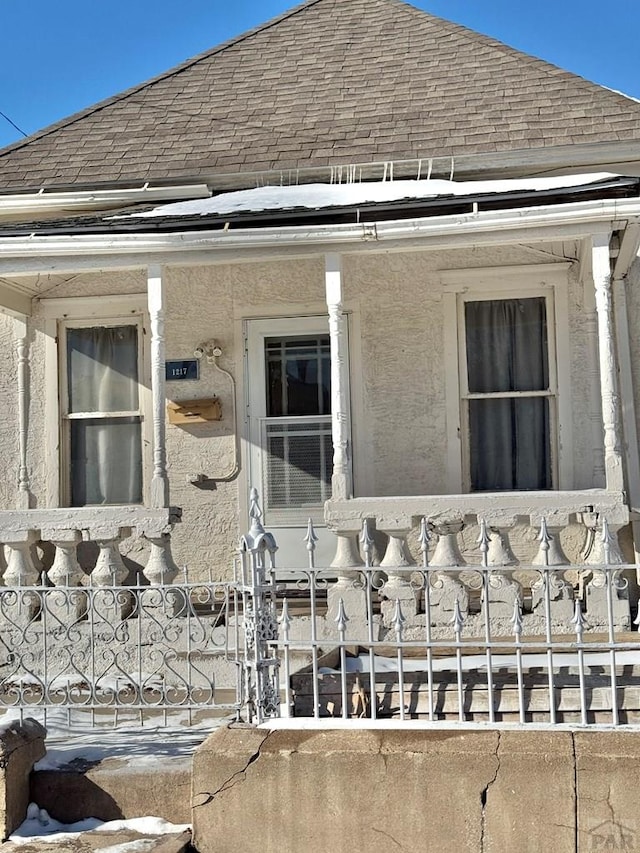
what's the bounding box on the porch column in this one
[592,234,624,493]
[325,253,352,500]
[15,315,31,509]
[147,264,169,507]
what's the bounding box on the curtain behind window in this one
[67,326,141,505]
[465,298,551,491]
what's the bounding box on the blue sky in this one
[1,1,639,150]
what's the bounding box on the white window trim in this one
[440,264,573,493]
[244,314,340,526]
[40,295,152,507]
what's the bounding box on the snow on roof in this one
[129,173,621,219]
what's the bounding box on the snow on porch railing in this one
[0,572,243,729]
[242,503,640,727]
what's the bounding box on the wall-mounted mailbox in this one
[167,397,222,425]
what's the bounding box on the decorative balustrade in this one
[1,494,639,729]
[0,506,181,597]
[238,492,640,726]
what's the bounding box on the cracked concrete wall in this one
[192,726,640,853]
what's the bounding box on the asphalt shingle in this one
[1,0,639,191]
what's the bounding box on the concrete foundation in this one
[0,719,46,840]
[192,724,640,853]
[31,754,192,825]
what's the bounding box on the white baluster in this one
[4,532,40,586]
[143,534,179,585]
[43,531,87,622]
[531,518,574,623]
[91,532,132,621]
[428,521,469,626]
[482,522,522,623]
[3,531,41,622]
[47,532,83,587]
[379,527,418,624]
[327,522,370,640]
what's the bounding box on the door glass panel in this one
[262,334,332,515]
[265,336,331,416]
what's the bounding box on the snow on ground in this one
[9,804,190,845]
[0,705,229,770]
[128,173,620,218]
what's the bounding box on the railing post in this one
[143,534,179,585]
[4,532,40,587]
[583,515,630,629]
[3,530,41,622]
[239,489,280,724]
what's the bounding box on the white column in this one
[582,282,605,487]
[325,253,352,501]
[148,264,170,507]
[592,234,624,492]
[15,315,31,510]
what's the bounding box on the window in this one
[462,296,552,491]
[61,319,145,506]
[246,317,335,525]
[442,264,571,493]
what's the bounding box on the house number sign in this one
[165,359,199,381]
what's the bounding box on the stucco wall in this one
[0,245,621,578]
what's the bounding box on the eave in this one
[0,192,639,313]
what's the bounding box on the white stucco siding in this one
[344,251,446,497]
[0,245,619,577]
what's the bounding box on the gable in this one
[1,0,640,192]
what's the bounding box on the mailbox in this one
[167,397,222,425]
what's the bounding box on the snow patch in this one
[127,173,621,219]
[9,806,189,845]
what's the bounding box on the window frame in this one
[441,264,573,493]
[41,295,152,508]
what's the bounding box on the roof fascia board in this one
[0,197,637,278]
[1,195,638,256]
[0,282,32,316]
[0,223,611,279]
[0,184,210,217]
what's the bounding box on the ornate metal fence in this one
[245,513,640,727]
[3,490,640,729]
[0,574,243,728]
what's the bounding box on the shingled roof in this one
[2,0,640,193]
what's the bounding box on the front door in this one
[245,316,338,567]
